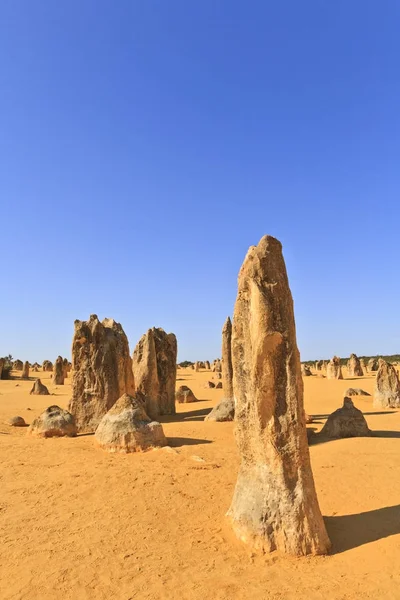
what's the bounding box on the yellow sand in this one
[1,367,400,599]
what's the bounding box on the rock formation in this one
[30,379,50,395]
[345,387,370,396]
[360,358,367,373]
[13,360,23,370]
[326,356,343,380]
[68,315,135,433]
[94,393,167,453]
[216,381,223,389]
[226,235,330,556]
[8,416,26,427]
[42,360,53,372]
[347,353,364,377]
[205,398,235,422]
[368,358,379,372]
[175,385,197,403]
[301,364,312,376]
[21,361,30,379]
[132,327,177,420]
[204,361,211,370]
[315,360,323,371]
[28,405,77,438]
[0,358,3,379]
[222,317,234,401]
[204,381,215,388]
[373,359,400,408]
[63,358,69,379]
[53,356,65,385]
[319,397,371,438]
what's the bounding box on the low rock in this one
[204,381,216,389]
[30,379,50,395]
[8,416,26,427]
[28,405,77,438]
[319,398,371,439]
[175,385,197,403]
[205,398,235,422]
[345,388,371,397]
[95,393,167,453]
[215,382,223,389]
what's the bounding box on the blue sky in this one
[1,1,399,362]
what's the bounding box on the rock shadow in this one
[326,503,400,553]
[167,436,212,447]
[161,408,211,423]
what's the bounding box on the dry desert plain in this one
[1,366,400,600]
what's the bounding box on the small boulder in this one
[8,416,26,427]
[30,379,50,396]
[175,385,197,403]
[215,382,223,389]
[28,405,77,438]
[204,381,215,389]
[95,393,167,453]
[205,398,235,422]
[345,388,370,397]
[319,398,371,439]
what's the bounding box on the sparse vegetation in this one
[179,361,194,368]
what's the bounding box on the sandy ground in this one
[2,367,400,599]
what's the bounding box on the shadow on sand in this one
[311,410,397,421]
[326,504,400,553]
[161,408,211,423]
[309,428,400,445]
[167,436,212,447]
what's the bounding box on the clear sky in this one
[1,1,399,363]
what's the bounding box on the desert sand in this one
[1,366,400,599]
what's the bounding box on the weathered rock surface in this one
[8,416,26,427]
[301,364,312,376]
[347,353,364,377]
[132,327,177,420]
[28,405,77,438]
[13,360,23,370]
[94,393,167,453]
[175,385,197,403]
[319,397,371,438]
[227,235,330,556]
[222,317,234,401]
[368,358,379,372]
[30,379,50,395]
[68,315,135,433]
[205,398,235,422]
[315,360,323,371]
[21,361,30,379]
[373,359,400,408]
[0,358,4,379]
[215,382,223,389]
[326,356,343,380]
[63,358,69,379]
[204,361,211,370]
[345,388,370,397]
[204,381,215,389]
[53,356,65,385]
[42,360,53,372]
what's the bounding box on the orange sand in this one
[1,367,400,599]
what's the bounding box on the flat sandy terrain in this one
[1,367,400,599]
